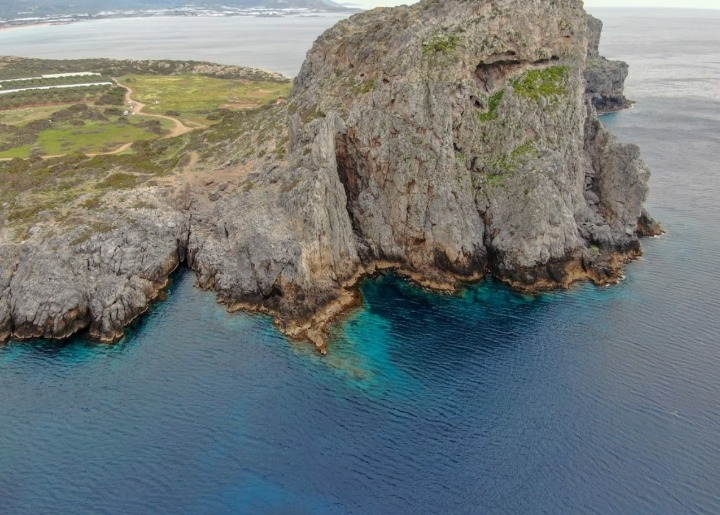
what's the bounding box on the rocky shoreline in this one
[584,14,634,113]
[0,1,662,353]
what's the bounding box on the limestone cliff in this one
[0,0,661,352]
[585,14,632,113]
[289,0,658,291]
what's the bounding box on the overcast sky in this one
[347,0,719,8]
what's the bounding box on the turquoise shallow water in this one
[2,8,720,514]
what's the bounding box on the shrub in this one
[476,90,505,122]
[512,66,569,100]
[422,31,459,54]
[97,172,137,189]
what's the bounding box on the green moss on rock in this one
[422,30,459,54]
[476,90,505,122]
[512,66,569,100]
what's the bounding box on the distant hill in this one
[0,0,348,20]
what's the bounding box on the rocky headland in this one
[584,14,633,113]
[0,0,661,352]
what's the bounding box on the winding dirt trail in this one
[116,81,194,138]
[0,141,137,162]
[0,141,135,161]
[0,82,195,162]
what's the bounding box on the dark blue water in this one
[2,9,720,514]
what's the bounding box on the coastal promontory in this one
[0,0,661,352]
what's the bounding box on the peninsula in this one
[0,0,661,353]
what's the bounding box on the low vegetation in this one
[118,74,291,126]
[0,105,71,126]
[0,74,111,90]
[422,30,460,54]
[188,102,290,165]
[0,140,185,238]
[0,57,293,236]
[512,65,569,100]
[0,56,288,83]
[0,104,172,158]
[476,90,505,122]
[478,140,537,189]
[0,85,112,110]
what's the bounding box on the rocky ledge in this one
[0,0,662,352]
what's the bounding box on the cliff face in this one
[584,14,632,112]
[290,0,656,291]
[0,194,187,343]
[187,117,363,346]
[0,0,661,352]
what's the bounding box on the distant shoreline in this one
[0,7,356,32]
[0,13,348,78]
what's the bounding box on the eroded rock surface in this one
[0,193,187,342]
[0,0,661,351]
[585,14,632,113]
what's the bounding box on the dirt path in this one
[117,81,194,138]
[185,150,199,170]
[0,83,195,162]
[0,142,135,162]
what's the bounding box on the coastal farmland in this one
[0,56,292,237]
[0,58,291,159]
[118,74,291,126]
[0,72,115,110]
[0,70,142,158]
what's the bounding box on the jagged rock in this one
[587,14,603,58]
[290,0,652,291]
[584,15,632,113]
[0,195,187,343]
[186,115,361,350]
[637,208,664,237]
[0,0,659,351]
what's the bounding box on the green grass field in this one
[0,145,32,158]
[0,70,291,159]
[40,116,173,155]
[0,105,73,126]
[119,74,291,126]
[0,114,174,158]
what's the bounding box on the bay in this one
[0,14,346,77]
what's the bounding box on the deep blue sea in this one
[2,9,720,514]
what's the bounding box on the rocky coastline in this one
[0,0,662,353]
[584,14,633,113]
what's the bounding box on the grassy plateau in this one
[118,74,290,126]
[0,57,293,236]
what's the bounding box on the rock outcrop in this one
[0,0,661,352]
[584,14,632,113]
[0,193,187,343]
